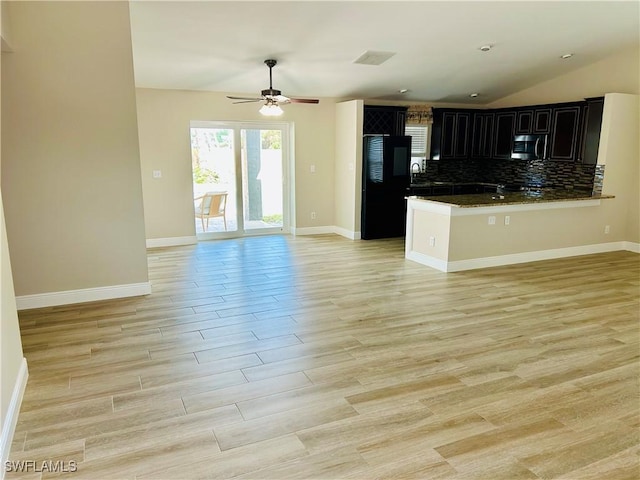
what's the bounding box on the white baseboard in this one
[333,226,361,240]
[291,226,361,240]
[623,241,640,253]
[291,226,335,236]
[15,282,152,310]
[146,236,197,248]
[406,250,449,272]
[408,242,631,273]
[1,358,28,477]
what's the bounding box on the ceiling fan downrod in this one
[262,59,281,98]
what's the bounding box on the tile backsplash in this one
[418,158,600,191]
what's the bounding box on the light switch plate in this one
[152,170,162,178]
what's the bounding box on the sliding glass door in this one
[190,121,289,239]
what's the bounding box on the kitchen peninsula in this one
[405,190,616,272]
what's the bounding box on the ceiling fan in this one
[227,59,319,116]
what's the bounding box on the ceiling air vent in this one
[353,50,396,66]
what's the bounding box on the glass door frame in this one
[190,120,293,240]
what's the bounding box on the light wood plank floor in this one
[7,234,640,479]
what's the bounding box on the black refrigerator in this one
[361,135,412,240]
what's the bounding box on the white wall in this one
[1,2,149,304]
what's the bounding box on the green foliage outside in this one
[193,166,220,184]
[262,214,283,225]
[261,130,281,149]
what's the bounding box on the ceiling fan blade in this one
[227,96,263,101]
[288,98,320,104]
[228,60,319,108]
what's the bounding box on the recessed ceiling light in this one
[561,53,574,59]
[479,45,492,52]
[470,93,479,98]
[399,89,409,94]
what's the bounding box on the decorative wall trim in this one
[1,358,28,476]
[406,105,433,125]
[146,236,197,248]
[15,282,152,310]
[408,241,630,273]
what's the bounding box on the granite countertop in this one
[409,181,497,187]
[408,189,614,207]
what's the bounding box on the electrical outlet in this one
[311,211,316,220]
[152,170,162,178]
[604,225,610,234]
[488,216,496,225]
[504,215,510,226]
[429,236,436,247]
[310,165,316,173]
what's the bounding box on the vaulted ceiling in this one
[129,1,640,105]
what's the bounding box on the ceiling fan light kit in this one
[259,100,284,116]
[227,59,319,116]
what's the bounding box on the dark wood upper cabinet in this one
[363,106,407,136]
[471,112,494,158]
[430,99,599,163]
[431,109,472,160]
[481,114,494,157]
[579,97,604,164]
[549,106,582,161]
[441,112,456,158]
[395,110,407,136]
[493,112,516,159]
[516,110,534,134]
[533,109,552,134]
[454,113,471,158]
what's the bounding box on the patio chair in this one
[194,192,228,231]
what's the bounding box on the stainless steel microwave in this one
[511,134,548,160]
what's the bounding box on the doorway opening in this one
[190,122,291,239]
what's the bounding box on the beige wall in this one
[136,88,337,240]
[1,1,148,296]
[599,93,640,244]
[334,100,363,237]
[1,0,26,461]
[447,203,620,261]
[488,46,640,108]
[0,193,23,441]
